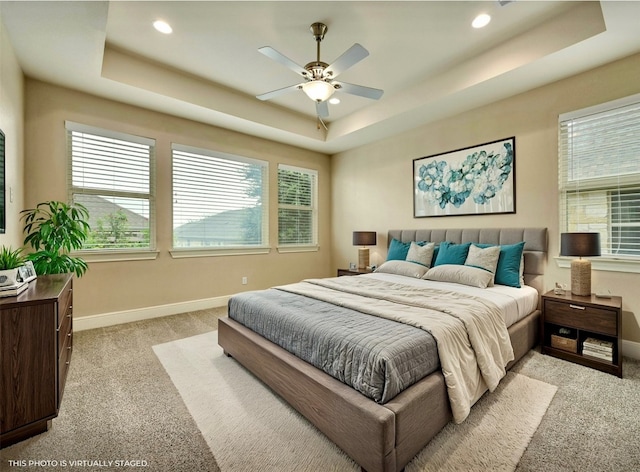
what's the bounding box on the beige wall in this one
[24,80,332,318]
[0,12,25,247]
[332,52,640,345]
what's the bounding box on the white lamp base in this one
[571,258,591,296]
[358,247,370,269]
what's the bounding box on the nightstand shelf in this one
[541,291,622,377]
[337,268,373,276]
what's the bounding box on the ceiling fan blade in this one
[258,46,307,77]
[325,43,369,78]
[333,81,384,100]
[316,100,329,118]
[256,83,302,101]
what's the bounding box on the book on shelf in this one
[583,337,613,354]
[0,281,29,297]
[582,348,613,362]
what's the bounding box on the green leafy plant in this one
[0,246,24,270]
[21,201,91,277]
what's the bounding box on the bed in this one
[218,227,547,472]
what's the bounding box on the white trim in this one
[74,295,230,332]
[559,92,640,122]
[277,245,319,253]
[65,120,155,146]
[555,256,640,274]
[78,250,160,263]
[623,339,640,360]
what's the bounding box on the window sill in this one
[277,245,319,254]
[555,256,640,274]
[76,250,160,263]
[170,247,271,258]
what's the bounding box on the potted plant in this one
[21,201,91,277]
[0,246,25,287]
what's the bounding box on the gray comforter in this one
[228,286,440,404]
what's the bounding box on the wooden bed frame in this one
[218,228,547,472]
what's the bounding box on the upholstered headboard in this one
[387,228,547,294]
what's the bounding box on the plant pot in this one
[0,268,19,287]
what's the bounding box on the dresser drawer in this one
[58,328,72,406]
[544,299,617,336]
[57,308,72,357]
[57,284,72,329]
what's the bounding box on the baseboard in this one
[74,295,230,332]
[623,339,640,360]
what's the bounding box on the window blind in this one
[278,164,318,246]
[172,144,268,248]
[66,122,155,250]
[559,94,640,258]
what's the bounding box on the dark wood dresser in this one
[0,273,73,447]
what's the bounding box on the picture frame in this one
[18,261,37,283]
[413,137,516,218]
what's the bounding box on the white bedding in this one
[362,272,539,327]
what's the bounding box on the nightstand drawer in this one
[544,300,617,336]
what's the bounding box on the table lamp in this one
[353,231,377,269]
[560,232,601,296]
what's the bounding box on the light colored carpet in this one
[153,331,557,472]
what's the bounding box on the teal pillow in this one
[434,242,471,266]
[477,241,525,287]
[387,239,411,261]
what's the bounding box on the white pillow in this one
[375,260,429,279]
[423,264,494,289]
[406,241,435,267]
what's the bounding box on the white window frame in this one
[277,164,318,253]
[170,143,269,258]
[557,93,640,274]
[66,121,157,262]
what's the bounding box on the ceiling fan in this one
[256,22,384,119]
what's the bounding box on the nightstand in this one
[337,268,373,276]
[541,290,622,377]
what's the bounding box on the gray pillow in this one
[375,260,429,279]
[465,244,500,283]
[406,241,435,267]
[423,264,494,289]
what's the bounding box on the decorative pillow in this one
[423,264,494,289]
[434,242,472,266]
[465,244,500,282]
[375,260,429,279]
[387,239,412,261]
[406,242,435,267]
[476,241,526,288]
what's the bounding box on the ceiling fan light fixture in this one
[302,80,335,102]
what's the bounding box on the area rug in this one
[153,331,557,472]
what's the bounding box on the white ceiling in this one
[2,1,640,154]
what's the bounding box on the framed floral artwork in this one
[413,137,516,218]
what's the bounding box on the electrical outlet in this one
[242,276,248,285]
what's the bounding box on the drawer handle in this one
[569,304,586,310]
[66,361,70,365]
[67,314,72,318]
[68,333,72,337]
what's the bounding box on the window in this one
[172,144,268,250]
[278,164,318,247]
[559,93,640,260]
[67,122,155,251]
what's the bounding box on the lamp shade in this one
[353,231,377,246]
[560,233,601,257]
[302,80,336,102]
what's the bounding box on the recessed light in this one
[153,20,173,34]
[329,97,341,105]
[472,13,491,29]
